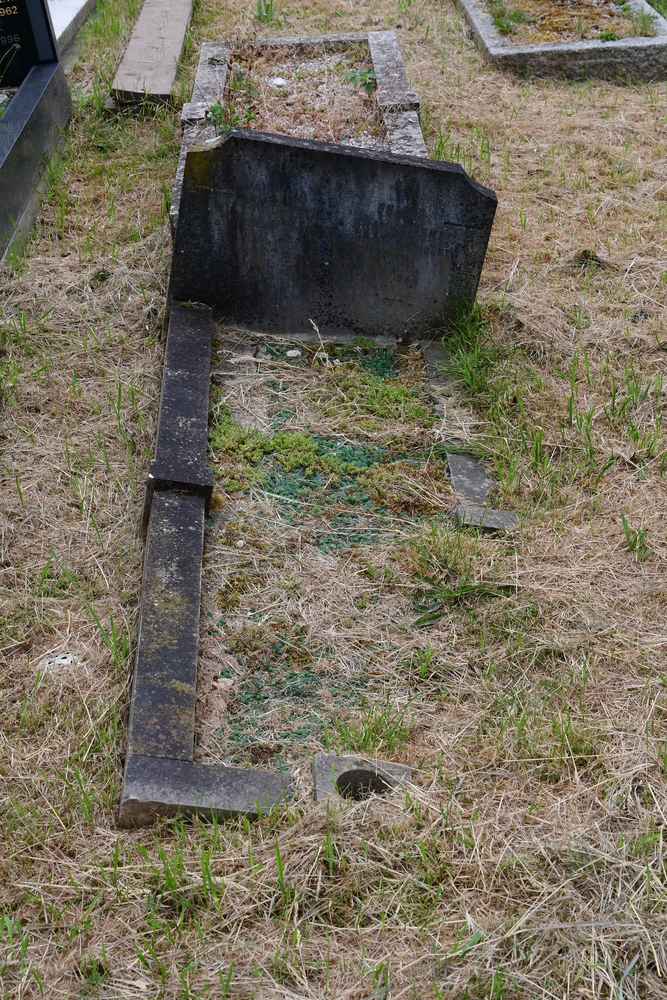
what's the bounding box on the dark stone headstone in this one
[0,61,70,260]
[168,129,497,340]
[0,0,58,88]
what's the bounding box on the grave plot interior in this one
[119,32,516,825]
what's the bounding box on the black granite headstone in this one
[0,0,57,88]
[168,129,497,340]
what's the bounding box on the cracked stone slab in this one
[446,452,494,504]
[119,754,292,826]
[384,110,427,158]
[456,505,520,531]
[312,753,412,802]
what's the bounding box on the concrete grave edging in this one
[171,30,428,237]
[456,0,667,79]
[118,303,292,827]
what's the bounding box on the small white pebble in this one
[236,539,245,547]
[285,348,302,357]
[270,76,287,87]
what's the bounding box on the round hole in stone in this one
[335,768,393,801]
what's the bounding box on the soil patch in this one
[218,41,386,146]
[198,335,458,768]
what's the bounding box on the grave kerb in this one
[457,0,667,79]
[119,303,292,826]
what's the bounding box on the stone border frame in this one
[119,318,519,826]
[118,303,292,827]
[170,30,427,237]
[0,61,71,266]
[456,0,667,79]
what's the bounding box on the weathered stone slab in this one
[422,339,453,394]
[143,302,214,522]
[127,491,205,761]
[457,0,667,80]
[180,41,229,126]
[368,30,419,111]
[168,130,496,339]
[111,0,193,104]
[0,62,70,265]
[119,754,292,826]
[456,504,520,531]
[312,753,412,802]
[447,452,494,504]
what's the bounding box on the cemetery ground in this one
[0,0,667,990]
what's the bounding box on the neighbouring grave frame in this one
[47,0,100,53]
[457,0,667,79]
[111,0,195,105]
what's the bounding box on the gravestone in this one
[0,0,58,88]
[168,129,497,340]
[0,0,68,264]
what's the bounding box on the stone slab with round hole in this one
[312,753,412,802]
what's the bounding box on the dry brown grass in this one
[1,0,667,994]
